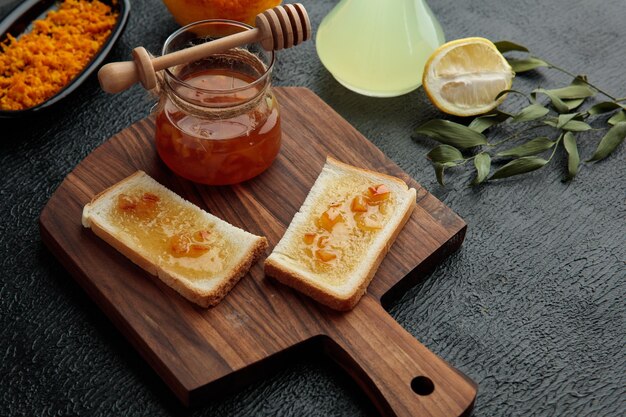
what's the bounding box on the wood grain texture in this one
[39,87,475,416]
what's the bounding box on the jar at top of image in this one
[155,20,281,185]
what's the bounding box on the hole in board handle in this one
[411,376,435,396]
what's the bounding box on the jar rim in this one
[161,19,275,94]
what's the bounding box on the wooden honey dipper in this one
[98,3,311,94]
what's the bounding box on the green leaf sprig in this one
[413,40,626,186]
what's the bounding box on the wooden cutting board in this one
[40,87,476,417]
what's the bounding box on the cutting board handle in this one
[324,296,476,417]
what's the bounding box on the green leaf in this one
[546,115,591,131]
[561,120,592,132]
[544,84,596,99]
[494,40,529,53]
[588,122,626,162]
[427,145,464,163]
[497,137,555,157]
[414,120,489,149]
[491,157,549,179]
[608,110,626,125]
[543,118,557,127]
[562,132,579,180]
[472,153,491,185]
[512,104,550,122]
[495,89,529,102]
[562,98,585,111]
[533,88,569,113]
[587,102,624,115]
[468,111,512,133]
[434,162,457,186]
[588,102,624,115]
[557,113,580,129]
[507,57,550,73]
[562,76,593,110]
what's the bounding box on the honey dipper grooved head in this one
[256,3,311,51]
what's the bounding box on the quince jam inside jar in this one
[155,20,280,185]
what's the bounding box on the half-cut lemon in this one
[422,37,514,117]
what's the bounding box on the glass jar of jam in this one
[155,20,281,185]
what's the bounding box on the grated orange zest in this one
[0,0,118,111]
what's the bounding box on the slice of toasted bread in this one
[264,157,416,311]
[82,171,267,307]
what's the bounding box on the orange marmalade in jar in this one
[155,20,280,185]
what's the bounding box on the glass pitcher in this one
[316,0,445,97]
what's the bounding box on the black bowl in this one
[0,0,130,118]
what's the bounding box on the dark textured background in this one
[1,0,624,416]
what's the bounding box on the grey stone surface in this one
[1,0,624,416]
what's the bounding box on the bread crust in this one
[326,156,412,189]
[82,171,146,228]
[264,157,417,311]
[156,237,267,307]
[265,258,355,311]
[83,171,268,308]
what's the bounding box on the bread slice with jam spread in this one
[264,157,416,311]
[82,171,267,307]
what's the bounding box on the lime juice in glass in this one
[316,0,445,97]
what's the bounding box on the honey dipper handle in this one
[98,61,140,94]
[97,28,262,94]
[326,297,477,417]
[152,29,261,70]
[98,4,311,94]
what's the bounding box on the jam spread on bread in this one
[168,231,212,258]
[316,206,345,232]
[302,183,393,266]
[264,158,416,310]
[84,172,269,307]
[117,192,160,219]
[110,189,233,277]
